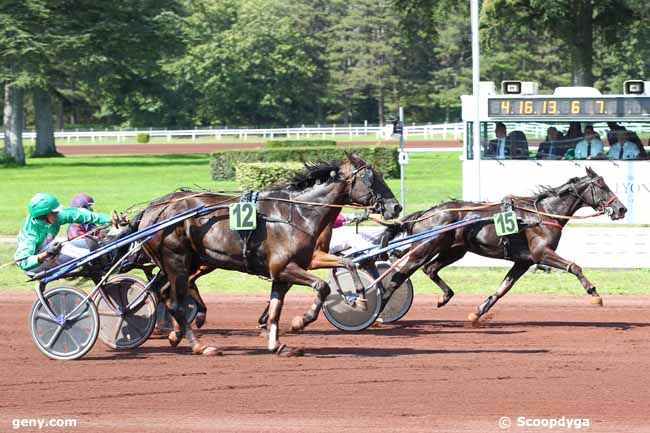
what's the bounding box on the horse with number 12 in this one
[133,154,401,356]
[380,167,627,325]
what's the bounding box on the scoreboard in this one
[487,97,650,118]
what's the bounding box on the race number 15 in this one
[494,211,518,237]
[229,203,257,230]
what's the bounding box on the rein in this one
[258,197,373,210]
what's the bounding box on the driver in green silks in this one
[14,193,112,274]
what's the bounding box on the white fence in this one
[1,123,465,143]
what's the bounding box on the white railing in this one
[4,121,650,144]
[0,123,465,143]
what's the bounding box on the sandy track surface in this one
[1,293,649,433]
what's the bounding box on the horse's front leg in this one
[469,261,531,326]
[309,249,367,310]
[266,281,303,357]
[537,248,603,305]
[271,262,331,333]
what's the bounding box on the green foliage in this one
[3,0,650,130]
[264,139,336,148]
[235,162,304,189]
[136,133,150,143]
[211,145,399,180]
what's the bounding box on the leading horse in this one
[135,154,401,355]
[380,167,626,325]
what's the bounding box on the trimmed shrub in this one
[136,133,150,143]
[211,145,398,181]
[265,139,336,149]
[235,162,304,190]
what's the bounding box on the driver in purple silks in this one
[67,193,102,240]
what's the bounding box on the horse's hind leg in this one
[163,254,218,355]
[469,261,531,325]
[187,265,212,328]
[421,247,467,308]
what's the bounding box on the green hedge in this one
[136,133,150,143]
[211,145,398,181]
[265,139,336,149]
[235,162,304,190]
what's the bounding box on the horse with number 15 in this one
[379,167,626,325]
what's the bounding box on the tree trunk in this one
[3,83,25,165]
[377,86,385,127]
[55,96,65,130]
[33,88,58,157]
[571,0,594,86]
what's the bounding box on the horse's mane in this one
[270,160,342,191]
[531,176,582,200]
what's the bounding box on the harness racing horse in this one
[135,154,401,355]
[380,167,626,325]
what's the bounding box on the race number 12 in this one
[494,211,518,236]
[229,203,257,230]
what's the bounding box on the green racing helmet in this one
[28,193,63,218]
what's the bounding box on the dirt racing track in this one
[1,292,650,433]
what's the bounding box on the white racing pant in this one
[329,227,381,255]
[28,238,95,274]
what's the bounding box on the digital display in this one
[488,97,650,117]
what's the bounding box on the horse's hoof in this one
[168,331,182,347]
[192,344,222,356]
[195,312,206,328]
[437,298,447,308]
[288,316,304,333]
[274,343,304,357]
[590,296,603,306]
[468,313,480,327]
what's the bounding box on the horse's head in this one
[341,153,402,220]
[573,167,627,220]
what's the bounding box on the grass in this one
[3,244,649,295]
[0,151,459,236]
[1,150,648,296]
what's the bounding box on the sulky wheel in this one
[29,286,99,361]
[376,261,414,324]
[96,275,157,350]
[323,267,382,332]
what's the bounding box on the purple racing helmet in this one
[70,193,95,210]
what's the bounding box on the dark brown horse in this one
[135,154,401,355]
[380,167,626,325]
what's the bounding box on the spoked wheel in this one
[376,261,414,324]
[96,275,157,350]
[29,286,99,360]
[323,268,382,332]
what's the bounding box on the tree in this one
[173,0,325,126]
[0,0,50,164]
[482,0,633,86]
[327,0,403,125]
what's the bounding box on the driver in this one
[14,193,112,274]
[328,212,378,254]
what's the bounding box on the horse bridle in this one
[345,165,384,213]
[564,176,618,215]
